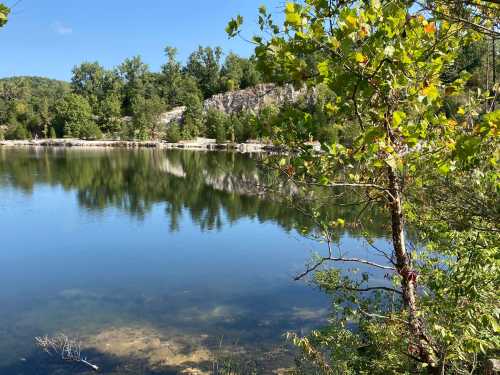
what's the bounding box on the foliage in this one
[0,76,70,138]
[0,42,265,141]
[205,109,229,141]
[5,123,30,140]
[181,92,204,139]
[0,3,9,27]
[128,95,164,140]
[220,53,262,91]
[53,93,101,139]
[184,46,224,98]
[164,122,181,143]
[229,0,499,373]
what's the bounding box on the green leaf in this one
[393,111,406,127]
[226,15,244,37]
[317,60,330,77]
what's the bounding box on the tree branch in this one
[295,255,396,280]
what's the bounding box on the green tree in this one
[204,108,229,140]
[164,122,181,143]
[53,93,101,139]
[49,126,57,139]
[160,46,184,107]
[117,56,151,114]
[184,46,223,98]
[221,53,245,91]
[71,62,106,105]
[39,97,52,138]
[97,92,123,134]
[181,92,204,139]
[129,95,164,140]
[5,123,29,140]
[229,1,499,373]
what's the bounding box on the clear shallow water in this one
[0,148,387,374]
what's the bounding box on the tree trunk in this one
[387,166,438,369]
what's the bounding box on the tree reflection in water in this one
[0,147,386,237]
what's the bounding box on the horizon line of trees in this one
[1,38,496,146]
[0,45,265,141]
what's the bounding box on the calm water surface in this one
[0,148,386,374]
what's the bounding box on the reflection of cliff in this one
[160,156,297,197]
[0,148,385,236]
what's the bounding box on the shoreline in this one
[0,139,283,153]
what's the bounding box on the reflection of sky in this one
[0,183,330,371]
[0,185,323,298]
[0,151,391,373]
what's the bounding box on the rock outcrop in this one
[161,83,309,125]
[203,83,307,114]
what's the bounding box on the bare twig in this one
[294,255,396,280]
[35,334,99,371]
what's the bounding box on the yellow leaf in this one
[285,2,301,26]
[355,52,367,64]
[447,119,457,128]
[346,15,357,28]
[325,102,338,114]
[422,84,439,101]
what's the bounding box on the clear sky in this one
[0,0,283,81]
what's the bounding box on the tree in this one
[160,46,184,107]
[129,95,164,140]
[117,56,151,114]
[205,108,228,140]
[53,93,101,139]
[184,46,223,98]
[220,53,262,91]
[71,62,106,106]
[97,92,123,134]
[229,1,498,373]
[164,122,181,143]
[221,53,245,91]
[181,92,204,139]
[39,97,52,138]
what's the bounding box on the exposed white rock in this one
[160,106,186,124]
[160,83,310,126]
[203,83,308,114]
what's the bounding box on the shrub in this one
[165,123,181,142]
[5,123,30,140]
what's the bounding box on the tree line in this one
[0,46,268,141]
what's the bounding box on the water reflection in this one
[0,147,386,374]
[0,147,386,236]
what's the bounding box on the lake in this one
[0,147,388,374]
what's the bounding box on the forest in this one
[0,46,266,141]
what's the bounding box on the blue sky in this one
[0,0,283,81]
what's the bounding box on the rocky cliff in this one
[161,83,308,125]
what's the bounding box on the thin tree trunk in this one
[387,166,438,372]
[492,35,497,110]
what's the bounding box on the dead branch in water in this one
[34,334,99,371]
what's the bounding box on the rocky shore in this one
[0,138,286,153]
